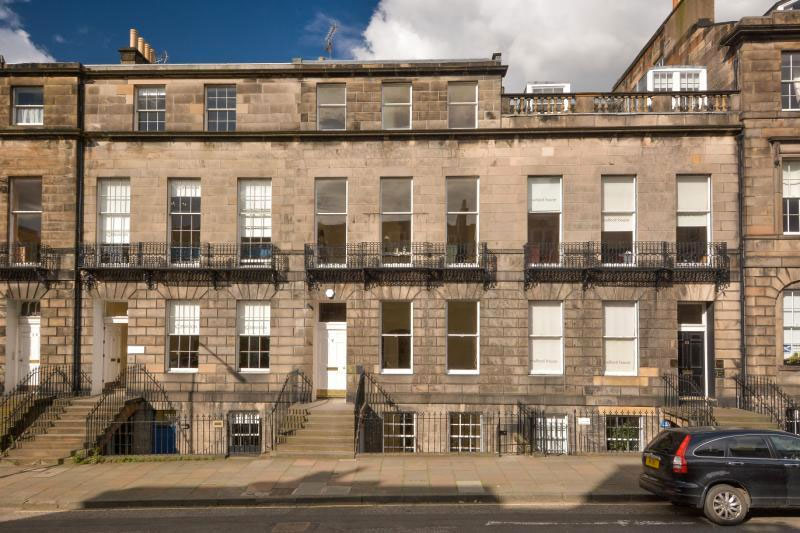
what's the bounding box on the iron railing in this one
[503,91,738,115]
[735,374,799,434]
[662,372,716,427]
[354,371,403,454]
[0,243,59,270]
[269,370,312,449]
[306,242,489,270]
[84,363,176,451]
[78,242,286,270]
[1,364,91,452]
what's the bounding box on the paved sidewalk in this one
[0,454,653,510]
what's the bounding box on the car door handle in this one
[726,461,744,466]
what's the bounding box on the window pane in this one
[677,176,709,212]
[318,107,346,130]
[448,104,476,128]
[318,85,346,105]
[448,82,476,103]
[604,339,637,375]
[381,179,411,212]
[316,179,347,213]
[446,178,478,212]
[383,84,411,104]
[319,303,346,322]
[531,338,562,374]
[14,87,43,106]
[677,226,707,245]
[12,213,41,244]
[601,231,633,263]
[382,336,411,370]
[12,178,42,212]
[604,302,636,337]
[316,214,346,248]
[531,302,562,336]
[602,177,635,212]
[447,336,477,370]
[382,105,410,129]
[529,177,562,213]
[695,440,726,457]
[381,216,411,245]
[677,303,704,325]
[728,436,772,459]
[448,301,477,334]
[382,302,410,334]
[769,435,800,460]
[528,213,559,246]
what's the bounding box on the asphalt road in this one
[2,503,800,532]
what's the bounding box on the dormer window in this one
[525,83,571,94]
[643,67,707,92]
[777,0,800,10]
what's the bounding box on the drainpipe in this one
[72,70,85,394]
[737,129,747,394]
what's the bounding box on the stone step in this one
[278,442,353,453]
[283,435,353,446]
[290,428,354,438]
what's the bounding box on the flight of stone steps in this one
[3,395,100,465]
[276,398,354,457]
[713,407,779,430]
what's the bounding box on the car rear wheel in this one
[703,484,749,526]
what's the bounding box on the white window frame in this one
[448,412,483,452]
[525,82,571,94]
[205,85,236,132]
[317,83,347,131]
[527,176,562,266]
[381,83,412,130]
[380,177,413,267]
[12,86,44,126]
[383,411,416,452]
[168,179,201,265]
[601,176,637,266]
[676,175,712,264]
[97,178,131,245]
[380,301,413,375]
[603,301,639,377]
[529,301,564,376]
[167,301,199,373]
[9,177,42,248]
[605,415,644,452]
[314,178,348,267]
[238,178,272,263]
[784,160,800,235]
[784,290,800,365]
[782,53,800,111]
[778,0,800,10]
[237,301,271,373]
[135,85,166,132]
[445,176,479,267]
[447,81,478,129]
[446,301,480,375]
[646,67,707,92]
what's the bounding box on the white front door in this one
[17,316,40,385]
[318,322,347,395]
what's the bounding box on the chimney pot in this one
[137,37,145,54]
[144,42,151,60]
[673,0,681,8]
[129,28,138,48]
[150,49,156,63]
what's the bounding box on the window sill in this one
[168,368,198,374]
[603,373,639,378]
[239,368,270,374]
[446,370,479,376]
[529,373,565,377]
[381,369,413,375]
[778,365,800,372]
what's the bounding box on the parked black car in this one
[639,427,800,525]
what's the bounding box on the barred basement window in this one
[136,86,165,131]
[383,412,415,452]
[13,87,43,125]
[449,412,482,452]
[168,301,199,370]
[784,161,800,234]
[238,302,270,371]
[605,415,642,452]
[228,411,261,455]
[206,85,236,131]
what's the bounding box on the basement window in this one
[605,415,642,452]
[449,412,482,452]
[383,412,415,452]
[13,87,43,125]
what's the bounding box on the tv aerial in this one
[324,23,337,59]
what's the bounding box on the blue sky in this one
[0,0,777,91]
[6,0,377,64]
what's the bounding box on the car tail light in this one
[672,435,691,474]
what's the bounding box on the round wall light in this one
[324,288,335,299]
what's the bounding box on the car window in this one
[727,435,772,459]
[648,431,687,454]
[694,439,726,457]
[768,435,800,460]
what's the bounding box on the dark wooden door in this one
[678,331,705,397]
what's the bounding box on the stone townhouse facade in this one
[1,0,799,450]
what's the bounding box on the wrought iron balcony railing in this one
[78,242,287,288]
[524,241,729,289]
[0,243,59,283]
[304,242,494,288]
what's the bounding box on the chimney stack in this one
[119,28,153,64]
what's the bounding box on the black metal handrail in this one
[305,242,490,270]
[524,241,729,270]
[0,243,58,270]
[1,364,91,452]
[662,372,716,427]
[354,370,402,455]
[735,374,799,433]
[269,370,312,449]
[78,242,287,271]
[84,363,176,450]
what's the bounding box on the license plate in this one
[645,455,660,469]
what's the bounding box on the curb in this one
[2,493,660,511]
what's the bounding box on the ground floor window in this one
[229,411,261,455]
[785,290,800,365]
[605,415,642,452]
[383,412,416,453]
[449,412,482,452]
[168,301,199,370]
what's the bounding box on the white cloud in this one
[53,33,64,44]
[351,0,776,91]
[0,0,54,63]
